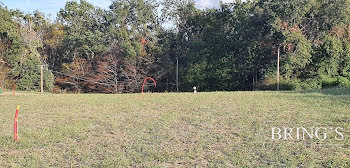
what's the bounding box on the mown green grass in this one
[0,88,349,167]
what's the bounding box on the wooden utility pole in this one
[277,46,280,91]
[176,56,179,92]
[40,65,44,93]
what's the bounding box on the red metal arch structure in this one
[142,77,156,94]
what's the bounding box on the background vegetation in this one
[1,0,350,93]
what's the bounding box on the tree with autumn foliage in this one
[89,42,123,93]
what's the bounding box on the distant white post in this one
[176,57,179,92]
[277,46,280,91]
[40,65,44,93]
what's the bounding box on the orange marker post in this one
[13,84,15,96]
[14,105,20,141]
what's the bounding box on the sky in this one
[195,0,235,9]
[1,0,236,21]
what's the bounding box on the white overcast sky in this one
[195,0,235,9]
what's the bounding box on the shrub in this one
[44,70,55,92]
[336,76,350,88]
[257,78,302,91]
[279,79,302,91]
[17,73,40,91]
[258,77,323,91]
[300,79,322,90]
[321,76,350,88]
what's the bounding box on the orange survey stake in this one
[13,84,15,96]
[14,105,20,141]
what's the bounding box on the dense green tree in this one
[0,4,54,91]
[58,0,108,63]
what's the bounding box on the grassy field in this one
[0,88,349,167]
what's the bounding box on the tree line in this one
[1,0,350,93]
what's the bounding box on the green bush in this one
[322,77,337,88]
[258,77,323,91]
[17,73,40,91]
[321,76,350,88]
[279,79,302,91]
[336,76,350,88]
[44,70,55,92]
[300,79,322,90]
